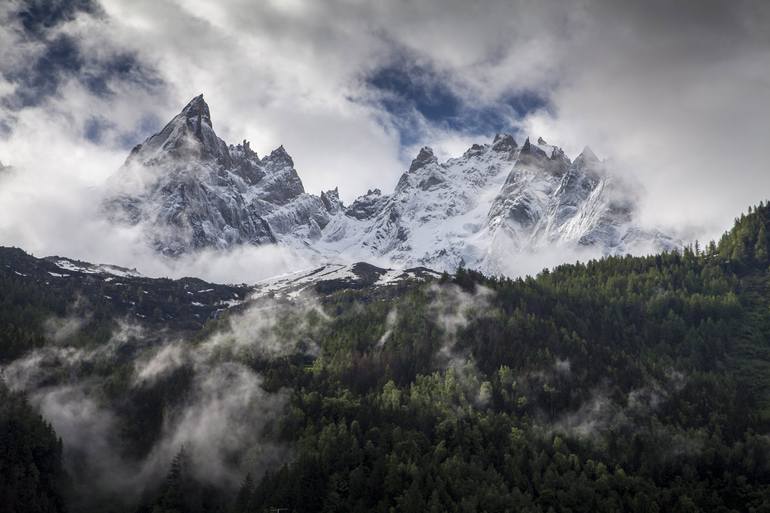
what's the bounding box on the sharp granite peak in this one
[104,95,676,274]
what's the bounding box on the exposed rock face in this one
[105,95,333,256]
[105,95,676,273]
[317,134,675,273]
[320,188,343,214]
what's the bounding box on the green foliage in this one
[151,447,225,513]
[7,204,770,512]
[0,382,67,513]
[719,201,770,267]
[239,204,770,512]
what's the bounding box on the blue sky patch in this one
[368,62,461,126]
[4,0,162,111]
[365,56,549,146]
[18,0,99,35]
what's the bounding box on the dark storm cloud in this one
[8,34,80,108]
[366,53,549,145]
[505,92,548,118]
[17,0,99,35]
[1,0,162,112]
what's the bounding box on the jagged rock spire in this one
[182,94,212,129]
[267,145,294,167]
[492,133,517,153]
[122,93,231,167]
[320,187,343,214]
[409,147,437,172]
[463,143,486,158]
[572,146,601,173]
[518,137,551,164]
[241,139,257,158]
[578,146,599,163]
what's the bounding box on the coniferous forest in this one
[5,204,770,512]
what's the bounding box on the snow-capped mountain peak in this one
[576,145,599,165]
[104,95,676,273]
[491,133,518,156]
[408,146,438,172]
[104,95,333,256]
[125,94,231,168]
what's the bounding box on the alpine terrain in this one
[4,203,770,513]
[104,95,676,273]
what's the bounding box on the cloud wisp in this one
[0,0,768,278]
[0,293,332,509]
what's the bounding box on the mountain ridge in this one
[2,202,770,513]
[104,95,677,273]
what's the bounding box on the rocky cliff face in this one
[104,95,676,273]
[105,95,332,256]
[317,134,675,273]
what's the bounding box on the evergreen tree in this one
[0,382,67,513]
[755,223,769,261]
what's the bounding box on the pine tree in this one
[755,223,769,262]
[154,447,193,513]
[234,473,254,513]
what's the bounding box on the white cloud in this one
[0,296,307,506]
[0,0,768,276]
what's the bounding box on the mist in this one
[0,292,333,510]
[2,0,768,281]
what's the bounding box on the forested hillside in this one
[0,382,67,513]
[4,204,770,513]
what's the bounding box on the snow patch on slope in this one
[103,96,677,278]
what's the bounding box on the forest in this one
[4,203,770,512]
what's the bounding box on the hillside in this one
[2,204,770,512]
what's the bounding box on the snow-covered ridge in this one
[48,257,142,278]
[104,95,677,276]
[253,262,442,299]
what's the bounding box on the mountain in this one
[105,95,332,256]
[3,203,770,513]
[319,136,676,272]
[252,261,442,298]
[0,246,249,338]
[0,247,439,342]
[104,95,676,272]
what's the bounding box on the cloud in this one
[1,0,768,277]
[132,294,328,387]
[362,50,547,146]
[0,295,311,509]
[26,366,288,510]
[428,283,494,349]
[515,0,770,236]
[546,384,709,462]
[1,319,144,390]
[152,362,289,488]
[546,364,691,441]
[425,283,497,408]
[200,295,327,359]
[376,307,398,348]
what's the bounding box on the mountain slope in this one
[0,247,439,359]
[105,96,676,272]
[3,204,770,512]
[105,95,333,256]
